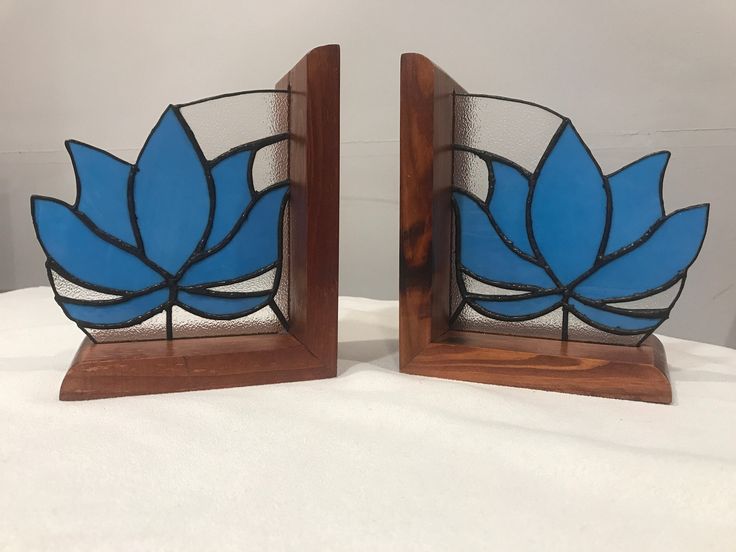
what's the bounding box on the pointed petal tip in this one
[647,150,671,172]
[63,141,136,245]
[672,202,710,223]
[611,150,671,179]
[645,150,671,162]
[65,139,132,167]
[575,202,709,301]
[30,194,44,210]
[30,195,49,223]
[31,196,71,217]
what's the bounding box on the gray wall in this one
[1,0,735,346]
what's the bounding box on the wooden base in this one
[60,334,331,401]
[402,331,672,404]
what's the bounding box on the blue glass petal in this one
[32,198,164,292]
[177,291,270,316]
[60,288,169,326]
[531,123,607,284]
[133,107,211,274]
[605,152,668,254]
[454,191,556,289]
[488,161,532,255]
[473,293,562,318]
[575,205,708,300]
[569,299,661,332]
[68,141,136,246]
[179,184,288,286]
[206,149,253,249]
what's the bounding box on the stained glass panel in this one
[32,90,290,343]
[451,94,708,345]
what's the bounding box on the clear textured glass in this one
[52,271,120,302]
[453,149,488,200]
[607,280,683,310]
[252,139,288,192]
[454,94,563,172]
[171,306,283,339]
[208,268,277,294]
[88,311,168,343]
[179,91,289,161]
[454,304,564,341]
[461,273,529,297]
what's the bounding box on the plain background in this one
[0,0,734,346]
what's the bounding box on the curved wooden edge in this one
[404,332,672,404]
[60,335,328,401]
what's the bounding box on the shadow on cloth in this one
[337,339,399,376]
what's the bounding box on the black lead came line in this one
[210,134,288,168]
[176,88,289,108]
[455,92,566,120]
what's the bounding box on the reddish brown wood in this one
[277,44,340,374]
[60,45,340,401]
[399,52,672,404]
[60,335,324,401]
[405,332,671,404]
[400,53,465,368]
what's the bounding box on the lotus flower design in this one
[32,101,289,342]
[452,103,708,345]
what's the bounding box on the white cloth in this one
[1,287,734,551]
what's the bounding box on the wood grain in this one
[60,45,340,401]
[398,52,672,404]
[405,332,671,404]
[60,335,324,400]
[399,53,465,368]
[277,44,340,374]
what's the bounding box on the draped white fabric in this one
[1,288,734,551]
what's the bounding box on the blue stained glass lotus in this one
[32,91,291,342]
[451,94,709,345]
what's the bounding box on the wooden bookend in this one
[59,44,340,400]
[399,52,671,404]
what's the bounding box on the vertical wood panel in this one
[399,53,463,368]
[278,45,340,375]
